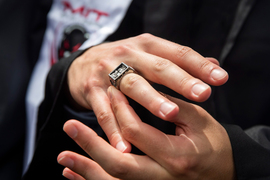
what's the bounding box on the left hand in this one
[58,86,235,180]
[66,34,228,153]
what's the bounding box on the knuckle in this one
[109,130,121,144]
[153,58,170,73]
[134,33,155,49]
[112,44,132,57]
[178,76,191,89]
[97,58,111,71]
[112,102,122,115]
[108,159,130,177]
[121,122,139,141]
[80,137,94,153]
[82,77,99,94]
[81,171,92,180]
[136,33,154,41]
[198,60,213,72]
[166,157,195,177]
[96,110,112,126]
[176,46,192,59]
[82,59,110,94]
[82,79,91,95]
[121,74,141,91]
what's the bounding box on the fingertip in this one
[63,121,78,139]
[57,151,73,162]
[191,83,211,98]
[110,134,132,153]
[63,167,86,180]
[122,143,132,153]
[116,141,128,152]
[200,88,211,102]
[199,86,211,102]
[205,57,229,86]
[210,69,228,83]
[57,151,67,162]
[64,119,78,129]
[190,84,211,102]
[63,168,75,180]
[164,103,179,120]
[57,154,74,169]
[159,101,179,119]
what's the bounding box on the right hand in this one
[58,86,234,180]
[67,33,228,152]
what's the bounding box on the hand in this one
[67,34,228,153]
[58,86,234,180]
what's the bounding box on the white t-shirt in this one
[24,0,132,173]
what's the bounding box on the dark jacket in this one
[23,0,270,179]
[0,0,51,179]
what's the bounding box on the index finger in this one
[62,120,169,179]
[86,87,131,153]
[131,34,228,86]
[107,86,198,173]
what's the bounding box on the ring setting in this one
[109,62,135,89]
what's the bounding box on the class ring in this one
[108,62,136,90]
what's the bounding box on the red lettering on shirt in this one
[62,1,109,21]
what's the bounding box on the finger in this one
[108,88,185,165]
[121,52,212,102]
[62,168,85,180]
[205,57,220,66]
[68,56,131,152]
[132,34,228,86]
[62,120,168,179]
[111,88,207,176]
[108,88,206,179]
[163,94,215,128]
[58,151,116,180]
[86,88,131,153]
[115,75,179,120]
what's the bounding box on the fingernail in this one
[63,171,75,180]
[64,123,78,139]
[160,101,177,117]
[116,141,127,152]
[58,156,74,169]
[211,69,227,80]
[192,84,208,97]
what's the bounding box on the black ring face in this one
[109,62,134,89]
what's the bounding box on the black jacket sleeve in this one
[223,124,270,180]
[23,50,105,180]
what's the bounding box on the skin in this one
[67,33,228,152]
[58,86,235,180]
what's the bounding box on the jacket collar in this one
[219,0,256,65]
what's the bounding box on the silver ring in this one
[109,62,135,90]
